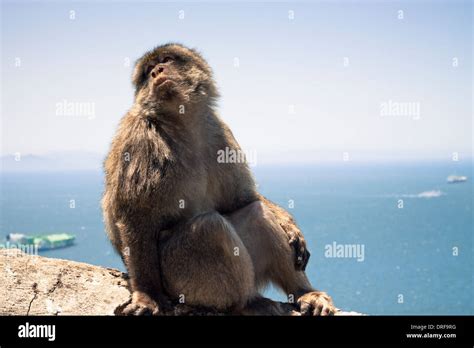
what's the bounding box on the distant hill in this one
[0,151,104,172]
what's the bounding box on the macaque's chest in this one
[136,138,212,215]
[114,122,243,218]
[162,164,212,216]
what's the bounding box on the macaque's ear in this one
[132,58,146,93]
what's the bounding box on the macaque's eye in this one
[162,56,174,63]
[145,65,155,76]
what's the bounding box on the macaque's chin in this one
[148,81,178,101]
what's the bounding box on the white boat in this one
[6,233,75,250]
[446,175,468,183]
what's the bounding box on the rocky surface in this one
[0,249,363,316]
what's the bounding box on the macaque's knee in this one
[160,212,256,310]
[236,200,268,221]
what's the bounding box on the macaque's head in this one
[132,43,218,111]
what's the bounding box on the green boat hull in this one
[6,233,75,251]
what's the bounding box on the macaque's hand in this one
[119,291,161,316]
[259,195,311,271]
[297,291,336,316]
[288,231,310,271]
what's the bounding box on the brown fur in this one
[102,43,335,315]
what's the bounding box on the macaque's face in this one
[132,44,218,108]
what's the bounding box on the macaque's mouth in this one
[154,76,173,87]
[149,77,177,100]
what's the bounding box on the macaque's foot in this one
[120,291,161,316]
[297,291,336,316]
[289,234,310,271]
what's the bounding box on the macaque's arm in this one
[118,225,167,315]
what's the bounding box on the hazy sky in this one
[1,0,472,163]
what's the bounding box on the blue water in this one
[1,162,472,314]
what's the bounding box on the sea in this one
[1,162,472,315]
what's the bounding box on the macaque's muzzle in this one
[150,65,176,89]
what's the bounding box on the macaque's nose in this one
[151,66,165,79]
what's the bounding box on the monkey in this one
[102,43,335,316]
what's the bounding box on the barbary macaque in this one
[102,43,335,315]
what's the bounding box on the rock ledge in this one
[0,249,363,316]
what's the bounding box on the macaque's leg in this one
[226,201,336,316]
[258,195,310,271]
[160,211,256,311]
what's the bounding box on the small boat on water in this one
[6,233,75,251]
[446,175,468,184]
